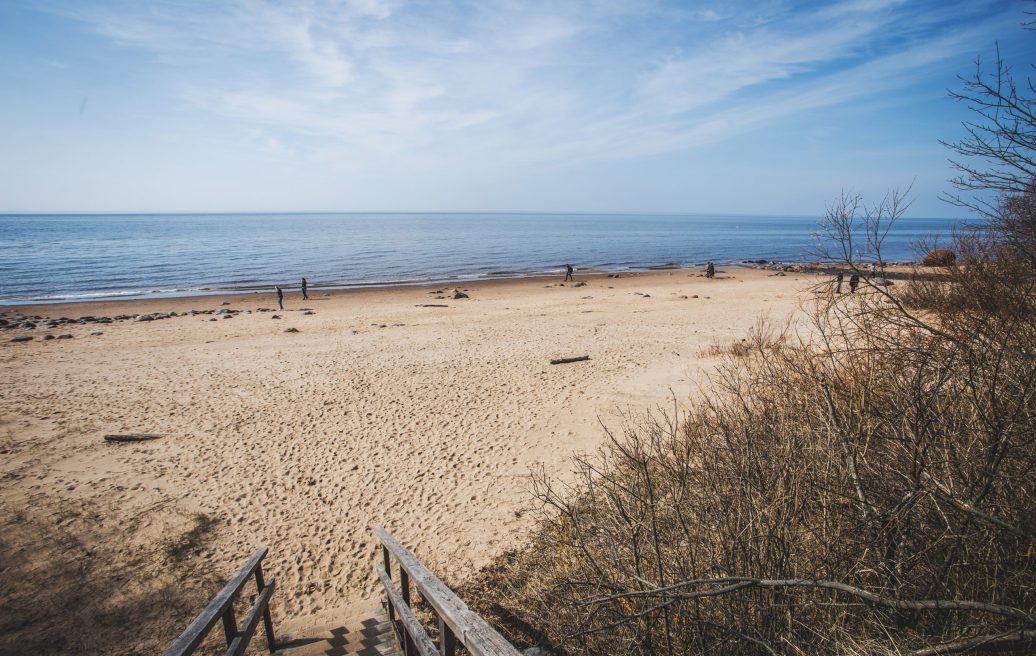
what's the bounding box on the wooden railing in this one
[374,527,521,656]
[162,547,277,656]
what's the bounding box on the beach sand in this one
[0,267,823,651]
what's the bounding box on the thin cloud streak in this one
[50,0,1008,165]
[3,0,1029,213]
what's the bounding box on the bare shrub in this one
[462,15,1036,654]
[466,225,1036,653]
[922,249,957,266]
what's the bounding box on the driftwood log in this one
[416,304,449,308]
[550,355,590,365]
[104,433,164,443]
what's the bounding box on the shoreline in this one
[0,260,915,309]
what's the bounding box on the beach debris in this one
[10,335,32,342]
[642,294,651,298]
[692,294,699,298]
[271,314,281,319]
[451,289,469,299]
[57,334,73,339]
[284,327,299,333]
[91,331,104,336]
[222,314,233,319]
[874,277,895,286]
[104,433,163,443]
[220,301,230,306]
[303,310,315,315]
[572,281,587,287]
[550,355,590,365]
[417,304,449,308]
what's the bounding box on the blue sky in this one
[0,0,1031,216]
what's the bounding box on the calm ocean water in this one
[0,213,961,304]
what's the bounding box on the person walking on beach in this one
[849,273,860,293]
[564,264,574,282]
[869,263,877,279]
[276,285,284,310]
[301,277,308,301]
[706,262,715,279]
[835,271,844,293]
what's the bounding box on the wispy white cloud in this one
[24,0,1027,194]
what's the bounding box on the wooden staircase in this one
[162,529,519,656]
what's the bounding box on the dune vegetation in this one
[465,20,1036,656]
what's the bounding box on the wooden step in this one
[274,604,402,656]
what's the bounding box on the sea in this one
[0,212,962,305]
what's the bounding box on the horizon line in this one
[0,209,966,221]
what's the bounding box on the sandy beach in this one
[0,266,821,650]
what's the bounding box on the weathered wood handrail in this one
[374,527,521,656]
[162,547,277,656]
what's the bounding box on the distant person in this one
[276,285,284,310]
[849,273,860,293]
[835,271,844,293]
[706,262,715,279]
[301,277,308,300]
[564,264,574,282]
[869,263,877,279]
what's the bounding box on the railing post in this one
[254,563,277,653]
[383,544,396,625]
[399,568,414,655]
[221,605,239,646]
[400,569,411,607]
[438,618,456,656]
